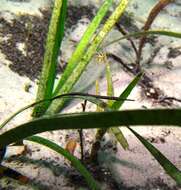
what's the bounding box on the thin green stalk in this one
[95,80,103,112]
[110,127,129,149]
[106,62,129,150]
[79,100,87,161]
[106,62,114,106]
[33,0,67,117]
[101,30,181,50]
[111,73,142,109]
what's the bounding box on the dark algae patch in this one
[167,47,181,58]
[66,5,95,28]
[0,10,51,80]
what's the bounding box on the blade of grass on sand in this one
[128,127,181,186]
[0,109,181,148]
[101,30,181,50]
[46,0,129,114]
[33,0,67,117]
[27,136,100,190]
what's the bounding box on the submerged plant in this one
[0,0,181,189]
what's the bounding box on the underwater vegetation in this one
[0,0,181,189]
